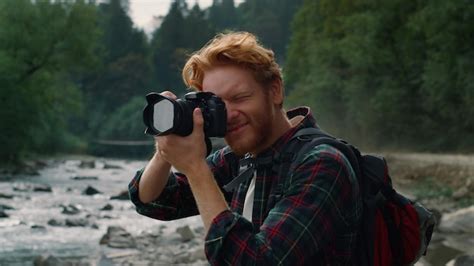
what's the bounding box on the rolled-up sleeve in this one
[204,145,362,265]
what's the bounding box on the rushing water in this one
[0,158,201,265]
[0,158,471,265]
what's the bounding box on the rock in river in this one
[176,225,195,242]
[82,186,102,196]
[110,190,129,200]
[100,226,137,249]
[439,205,474,233]
[61,204,82,215]
[0,210,9,218]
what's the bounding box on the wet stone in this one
[0,210,9,218]
[0,204,15,210]
[79,160,96,169]
[100,204,114,211]
[447,254,474,266]
[110,190,129,200]
[65,218,89,227]
[103,163,123,169]
[82,186,102,195]
[61,204,82,215]
[176,225,195,242]
[439,206,474,233]
[71,176,99,181]
[47,219,63,227]
[31,224,47,230]
[0,193,14,199]
[13,183,52,192]
[33,184,52,192]
[100,226,137,249]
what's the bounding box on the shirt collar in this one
[253,106,317,160]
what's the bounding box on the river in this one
[0,157,472,265]
[0,158,202,265]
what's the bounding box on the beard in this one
[224,99,275,156]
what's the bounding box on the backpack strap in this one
[272,127,363,201]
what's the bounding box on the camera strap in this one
[223,156,255,192]
[223,154,273,192]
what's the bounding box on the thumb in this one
[193,108,204,133]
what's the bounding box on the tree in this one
[81,0,152,144]
[285,0,474,151]
[0,0,100,162]
[150,1,213,96]
[209,0,238,31]
[237,0,304,62]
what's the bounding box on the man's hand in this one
[157,108,207,176]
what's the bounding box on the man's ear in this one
[269,78,284,106]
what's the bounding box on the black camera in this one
[143,91,227,138]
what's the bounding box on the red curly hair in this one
[182,32,282,92]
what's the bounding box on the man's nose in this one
[226,104,239,122]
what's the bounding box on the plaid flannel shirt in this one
[129,107,362,265]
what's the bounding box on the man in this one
[129,32,362,265]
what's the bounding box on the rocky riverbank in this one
[0,153,473,265]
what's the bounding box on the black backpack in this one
[224,127,436,266]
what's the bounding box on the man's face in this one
[202,65,280,156]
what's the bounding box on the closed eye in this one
[231,94,251,103]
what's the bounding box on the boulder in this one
[65,218,89,227]
[100,204,114,211]
[103,163,123,169]
[79,160,95,169]
[61,204,82,215]
[110,190,129,200]
[71,176,98,181]
[82,186,102,195]
[47,219,63,227]
[100,226,137,249]
[13,183,52,192]
[0,204,14,210]
[176,225,195,242]
[446,254,474,266]
[31,224,47,230]
[0,193,14,199]
[439,206,474,233]
[33,184,52,192]
[0,210,9,218]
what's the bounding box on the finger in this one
[193,108,204,134]
[160,91,177,100]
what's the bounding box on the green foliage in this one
[237,0,304,62]
[81,0,152,143]
[150,1,214,96]
[91,96,153,157]
[285,0,474,151]
[209,0,238,31]
[0,0,100,162]
[0,0,471,162]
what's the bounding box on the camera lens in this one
[143,93,194,136]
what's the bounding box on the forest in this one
[0,0,472,163]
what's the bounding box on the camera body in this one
[143,91,227,138]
